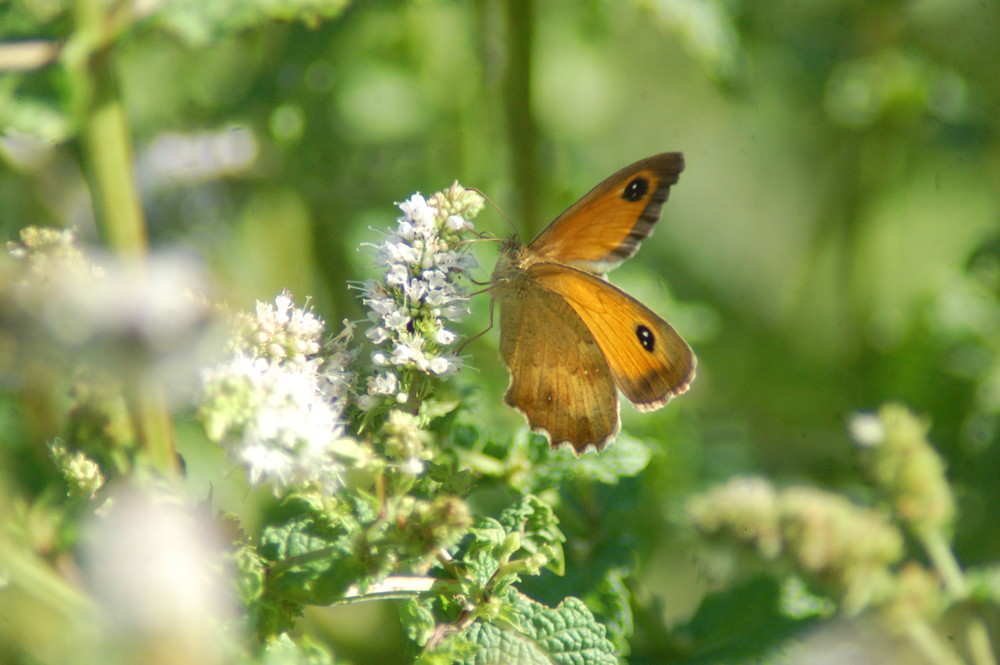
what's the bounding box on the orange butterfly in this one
[490,153,695,454]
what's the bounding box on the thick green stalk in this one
[503,0,541,233]
[70,0,178,475]
[0,534,95,618]
[80,51,148,255]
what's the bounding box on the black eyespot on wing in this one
[623,176,649,202]
[606,155,684,264]
[636,324,655,352]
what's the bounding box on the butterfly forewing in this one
[527,262,696,409]
[528,153,684,275]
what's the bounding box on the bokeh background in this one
[3,0,1000,662]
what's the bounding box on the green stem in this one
[0,535,95,619]
[922,531,967,597]
[922,531,997,665]
[70,0,177,475]
[329,576,462,606]
[967,621,999,665]
[503,0,541,233]
[904,619,967,665]
[133,377,178,473]
[72,0,146,255]
[455,447,506,476]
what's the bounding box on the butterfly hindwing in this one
[526,262,696,410]
[497,278,621,454]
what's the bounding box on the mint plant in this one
[2,1,999,663]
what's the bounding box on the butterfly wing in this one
[527,153,684,275]
[527,262,695,410]
[496,279,621,454]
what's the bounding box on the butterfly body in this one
[491,153,695,455]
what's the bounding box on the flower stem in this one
[904,619,967,665]
[0,533,94,619]
[69,0,178,475]
[72,0,147,256]
[922,531,997,665]
[922,531,967,598]
[967,621,999,665]
[330,576,461,605]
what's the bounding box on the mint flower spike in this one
[849,404,955,539]
[198,291,364,494]
[49,438,105,498]
[358,182,484,411]
[848,404,996,665]
[687,476,904,615]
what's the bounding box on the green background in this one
[2,0,1000,662]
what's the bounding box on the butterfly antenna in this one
[465,186,520,242]
[458,230,504,286]
[467,281,501,296]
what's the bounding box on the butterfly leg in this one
[455,296,496,354]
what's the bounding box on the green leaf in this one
[262,519,359,604]
[672,575,809,662]
[966,564,1000,607]
[400,597,437,647]
[519,434,653,491]
[0,84,71,144]
[567,435,652,482]
[421,457,476,497]
[586,568,634,654]
[498,495,565,556]
[258,493,382,605]
[453,496,568,606]
[259,495,352,561]
[462,520,506,589]
[414,633,481,665]
[260,633,337,665]
[147,0,353,46]
[459,592,617,665]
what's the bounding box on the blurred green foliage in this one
[2,0,1000,663]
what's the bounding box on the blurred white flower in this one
[136,125,258,189]
[82,487,237,664]
[849,413,886,447]
[235,289,324,365]
[7,230,210,349]
[3,227,220,404]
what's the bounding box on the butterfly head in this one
[491,235,529,287]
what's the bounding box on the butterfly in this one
[490,153,695,455]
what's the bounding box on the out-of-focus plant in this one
[0,184,636,664]
[687,404,998,665]
[3,0,999,663]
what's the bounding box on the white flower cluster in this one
[359,183,483,410]
[235,291,324,364]
[198,181,482,489]
[199,292,361,493]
